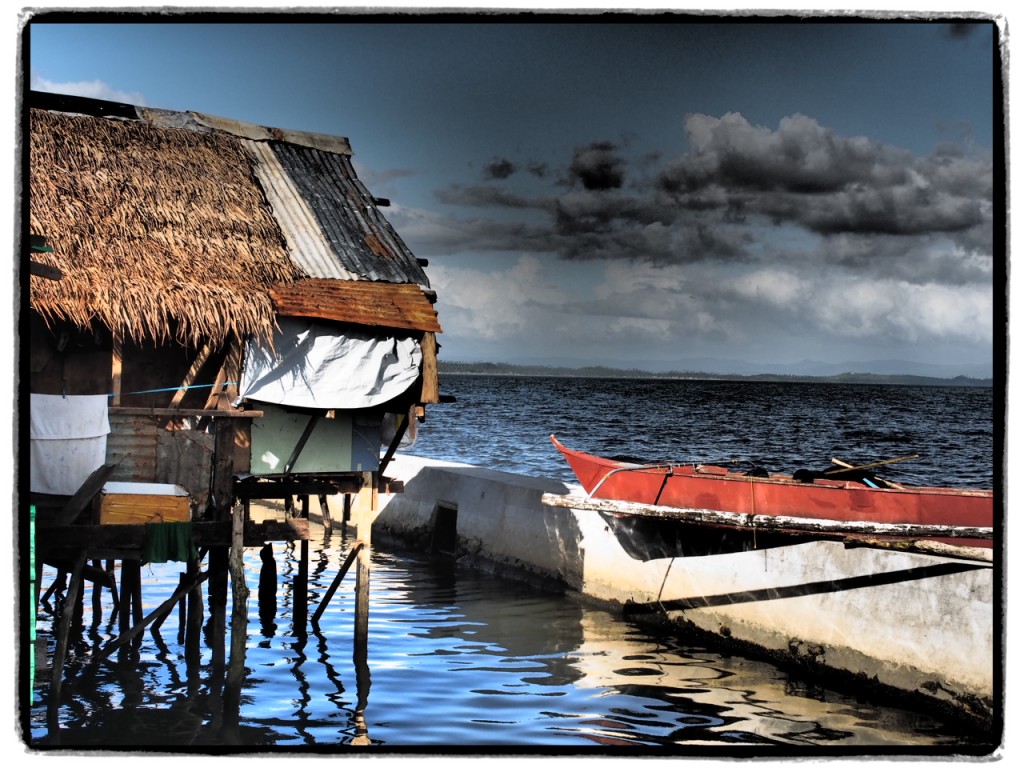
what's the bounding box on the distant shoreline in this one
[438,361,993,387]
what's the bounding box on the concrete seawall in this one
[375,453,688,602]
[374,454,585,591]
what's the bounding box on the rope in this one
[108,382,238,397]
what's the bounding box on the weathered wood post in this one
[185,555,203,664]
[224,498,249,713]
[90,559,104,627]
[49,553,85,708]
[294,496,310,630]
[353,472,374,658]
[206,414,237,660]
[118,558,142,651]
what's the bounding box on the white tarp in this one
[240,318,422,410]
[30,393,110,495]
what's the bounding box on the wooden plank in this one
[541,492,994,541]
[110,407,263,418]
[45,463,119,527]
[843,536,993,562]
[235,477,363,498]
[35,518,310,558]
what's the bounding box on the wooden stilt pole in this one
[185,556,203,663]
[295,542,309,632]
[258,543,277,631]
[105,559,119,621]
[130,561,143,627]
[353,473,373,661]
[90,559,104,627]
[176,572,188,644]
[73,569,210,675]
[118,562,129,637]
[207,546,228,666]
[224,501,249,713]
[319,494,333,533]
[352,619,371,746]
[310,541,363,628]
[49,553,85,703]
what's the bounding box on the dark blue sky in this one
[23,13,1001,376]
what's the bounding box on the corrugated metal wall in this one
[106,412,213,509]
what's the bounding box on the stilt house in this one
[25,89,442,551]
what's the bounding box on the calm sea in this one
[27,376,998,753]
[412,375,995,489]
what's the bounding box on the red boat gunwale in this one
[550,435,993,534]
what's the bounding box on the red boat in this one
[550,435,994,546]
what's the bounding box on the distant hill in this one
[437,360,993,387]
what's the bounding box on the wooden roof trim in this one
[270,279,442,334]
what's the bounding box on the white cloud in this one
[811,279,993,344]
[30,74,147,106]
[429,255,567,341]
[594,261,687,300]
[729,268,805,307]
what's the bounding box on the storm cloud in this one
[424,111,993,285]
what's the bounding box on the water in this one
[411,376,995,490]
[27,376,997,752]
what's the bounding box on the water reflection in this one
[29,520,983,752]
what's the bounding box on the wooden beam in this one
[110,335,123,406]
[35,518,311,558]
[311,541,364,627]
[110,407,262,419]
[75,568,210,674]
[235,477,362,499]
[378,412,409,479]
[419,332,440,404]
[541,493,994,541]
[169,342,213,408]
[284,412,325,475]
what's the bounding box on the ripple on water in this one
[30,533,989,750]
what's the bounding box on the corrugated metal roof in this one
[266,141,429,286]
[270,279,441,334]
[245,140,360,280]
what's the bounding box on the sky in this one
[19,9,1004,378]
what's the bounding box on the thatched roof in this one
[29,106,301,346]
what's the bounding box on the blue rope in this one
[109,382,238,397]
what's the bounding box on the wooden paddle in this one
[825,454,919,474]
[826,455,917,488]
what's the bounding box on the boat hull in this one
[579,525,995,725]
[551,435,993,545]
